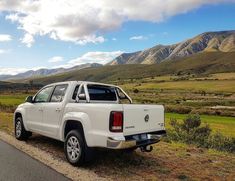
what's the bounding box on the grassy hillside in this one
[28,52,235,85]
[0,81,41,93]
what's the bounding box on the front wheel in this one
[15,117,31,140]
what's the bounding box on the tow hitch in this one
[140,145,153,152]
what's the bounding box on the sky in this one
[0,0,235,75]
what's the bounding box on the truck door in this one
[26,86,54,132]
[42,84,68,138]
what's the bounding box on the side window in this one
[116,88,130,104]
[72,85,80,100]
[34,86,54,103]
[50,85,68,102]
[116,88,126,99]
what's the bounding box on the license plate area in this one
[132,133,148,141]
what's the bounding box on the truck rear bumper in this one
[107,130,166,149]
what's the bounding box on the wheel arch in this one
[60,112,92,146]
[14,107,28,130]
[64,120,85,141]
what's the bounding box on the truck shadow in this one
[27,134,166,179]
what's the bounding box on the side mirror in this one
[25,96,33,103]
[78,93,86,100]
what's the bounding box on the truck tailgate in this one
[122,104,164,136]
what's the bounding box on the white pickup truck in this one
[14,81,166,165]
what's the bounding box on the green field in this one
[0,94,30,105]
[165,113,235,137]
[1,72,235,138]
[122,80,235,93]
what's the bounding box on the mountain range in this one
[0,63,102,81]
[1,30,235,81]
[108,30,235,65]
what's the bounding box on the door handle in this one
[38,108,43,112]
[56,108,61,112]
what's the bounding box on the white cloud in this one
[1,0,234,46]
[55,51,123,68]
[0,49,10,54]
[0,66,47,75]
[0,34,12,42]
[5,13,19,22]
[112,38,117,41]
[21,33,34,47]
[0,51,122,75]
[0,67,28,75]
[0,49,6,54]
[129,35,147,40]
[48,56,64,63]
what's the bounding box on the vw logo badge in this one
[144,114,149,122]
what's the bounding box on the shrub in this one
[133,88,139,93]
[168,114,211,145]
[207,133,235,152]
[166,114,235,153]
[165,105,192,114]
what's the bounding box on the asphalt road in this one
[0,140,70,181]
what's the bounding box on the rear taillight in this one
[109,111,123,132]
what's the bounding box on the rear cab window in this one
[87,84,117,102]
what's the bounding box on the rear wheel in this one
[15,116,31,140]
[64,130,94,166]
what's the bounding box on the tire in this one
[64,130,94,166]
[15,116,31,140]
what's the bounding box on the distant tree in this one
[176,71,183,76]
[201,90,206,96]
[29,80,33,87]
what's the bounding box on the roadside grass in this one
[91,141,235,180]
[0,112,13,134]
[165,113,235,137]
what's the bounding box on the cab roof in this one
[46,81,117,88]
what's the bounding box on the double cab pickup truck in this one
[14,81,166,165]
